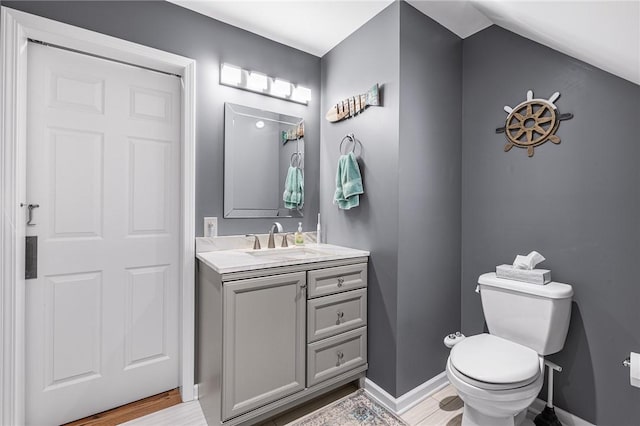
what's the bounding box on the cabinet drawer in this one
[307,263,367,298]
[307,289,367,343]
[307,327,367,387]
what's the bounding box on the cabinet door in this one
[222,272,306,420]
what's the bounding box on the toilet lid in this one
[450,334,540,385]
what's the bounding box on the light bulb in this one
[247,71,268,91]
[220,63,241,86]
[271,79,291,98]
[291,85,311,103]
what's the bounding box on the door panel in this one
[130,86,172,122]
[124,265,170,369]
[128,137,171,234]
[49,128,104,238]
[26,42,181,425]
[49,70,105,113]
[45,272,102,389]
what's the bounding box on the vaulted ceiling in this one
[168,0,640,85]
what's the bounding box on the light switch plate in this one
[204,217,218,237]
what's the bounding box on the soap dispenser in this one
[294,222,304,246]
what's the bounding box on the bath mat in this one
[289,389,408,426]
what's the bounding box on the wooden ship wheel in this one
[497,90,573,157]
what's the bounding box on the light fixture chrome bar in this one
[220,63,311,105]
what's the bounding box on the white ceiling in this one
[406,0,492,38]
[472,0,640,86]
[168,0,395,57]
[169,0,640,85]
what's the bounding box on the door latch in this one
[21,203,40,226]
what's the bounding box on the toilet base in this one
[462,406,528,426]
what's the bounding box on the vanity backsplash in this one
[196,232,318,253]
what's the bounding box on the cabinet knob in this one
[336,311,344,325]
[337,277,344,287]
[337,350,344,360]
[300,283,307,289]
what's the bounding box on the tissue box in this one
[496,264,551,285]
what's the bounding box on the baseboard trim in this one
[365,376,594,425]
[528,399,595,426]
[364,372,448,415]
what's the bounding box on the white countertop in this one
[196,243,370,274]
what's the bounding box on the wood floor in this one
[400,385,463,426]
[119,384,467,426]
[65,389,182,426]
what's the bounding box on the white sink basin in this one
[247,247,331,259]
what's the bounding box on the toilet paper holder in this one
[623,357,631,367]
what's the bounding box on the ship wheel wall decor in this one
[496,90,573,157]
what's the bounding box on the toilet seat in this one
[449,362,538,391]
[450,334,540,390]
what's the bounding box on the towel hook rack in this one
[339,133,358,155]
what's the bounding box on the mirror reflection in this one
[224,103,304,218]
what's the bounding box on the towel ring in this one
[291,152,303,168]
[340,133,357,154]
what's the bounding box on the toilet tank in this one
[478,273,573,355]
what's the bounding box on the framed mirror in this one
[224,103,304,218]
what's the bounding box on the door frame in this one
[0,7,197,425]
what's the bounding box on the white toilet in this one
[446,272,573,426]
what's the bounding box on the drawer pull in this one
[336,311,344,325]
[300,282,307,289]
[336,350,344,366]
[337,277,344,287]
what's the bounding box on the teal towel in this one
[283,166,304,209]
[334,152,364,210]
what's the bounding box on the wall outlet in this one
[204,217,218,237]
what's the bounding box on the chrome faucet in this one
[267,222,283,248]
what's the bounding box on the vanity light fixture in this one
[219,63,310,105]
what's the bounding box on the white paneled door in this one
[25,43,181,425]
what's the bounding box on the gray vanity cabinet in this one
[197,256,368,426]
[221,272,306,420]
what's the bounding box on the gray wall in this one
[4,0,320,236]
[320,2,401,396]
[396,2,462,396]
[320,2,463,397]
[462,25,640,425]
